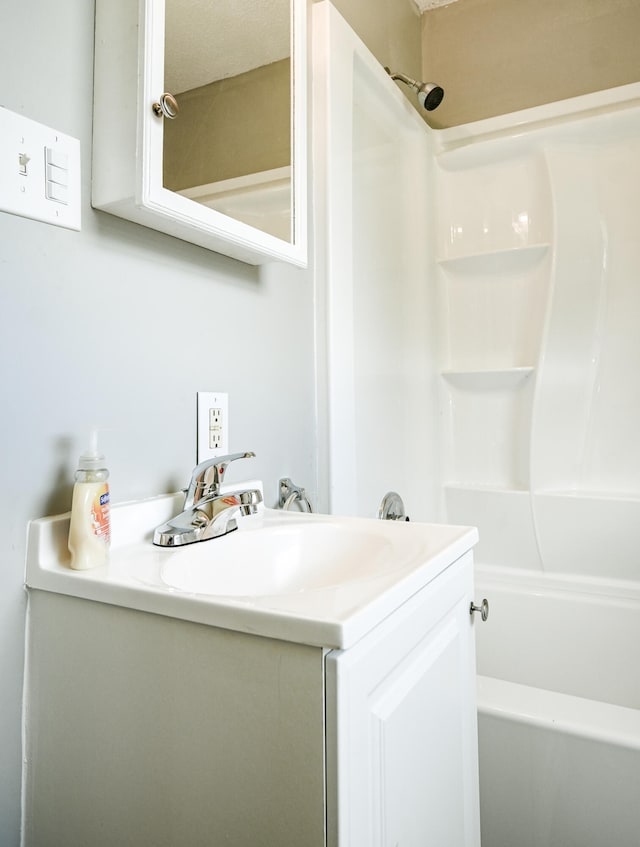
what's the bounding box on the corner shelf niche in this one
[441,367,536,492]
[437,238,550,571]
[440,370,536,492]
[437,243,550,274]
[438,243,551,373]
[441,367,535,390]
[435,141,554,571]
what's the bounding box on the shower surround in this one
[436,83,640,585]
[313,5,640,844]
[434,85,640,846]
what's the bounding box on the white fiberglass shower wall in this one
[433,89,640,847]
[314,1,640,604]
[312,1,442,523]
[313,4,640,845]
[437,89,640,580]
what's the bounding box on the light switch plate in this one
[0,106,81,230]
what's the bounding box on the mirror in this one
[92,0,307,266]
[163,0,293,243]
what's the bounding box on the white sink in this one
[25,493,478,648]
[159,520,395,596]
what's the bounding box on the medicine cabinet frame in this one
[92,0,308,267]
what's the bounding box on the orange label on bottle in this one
[91,484,111,545]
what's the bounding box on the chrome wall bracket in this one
[279,478,313,512]
[470,599,489,621]
[378,491,409,521]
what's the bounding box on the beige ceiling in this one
[414,0,460,9]
[164,0,290,94]
[163,0,460,94]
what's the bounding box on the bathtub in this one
[474,565,640,847]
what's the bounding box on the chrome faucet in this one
[153,452,262,547]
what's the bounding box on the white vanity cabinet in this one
[326,552,480,846]
[23,550,479,846]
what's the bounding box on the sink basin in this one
[159,520,395,596]
[26,493,478,648]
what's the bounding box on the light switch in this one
[45,146,69,170]
[18,152,30,175]
[46,163,68,186]
[0,106,81,230]
[46,181,68,204]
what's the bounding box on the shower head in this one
[384,68,444,112]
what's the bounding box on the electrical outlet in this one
[197,392,229,462]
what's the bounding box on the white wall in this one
[0,3,316,842]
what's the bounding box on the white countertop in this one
[25,493,478,649]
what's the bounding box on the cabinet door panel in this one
[326,554,480,847]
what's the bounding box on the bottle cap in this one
[78,429,106,471]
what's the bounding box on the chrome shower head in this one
[384,68,444,112]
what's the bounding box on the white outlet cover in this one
[197,391,229,462]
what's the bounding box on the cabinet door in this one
[325,553,480,847]
[93,0,307,266]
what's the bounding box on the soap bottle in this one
[68,431,111,569]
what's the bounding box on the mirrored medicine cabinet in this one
[92,0,307,267]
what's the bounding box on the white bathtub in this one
[474,565,640,847]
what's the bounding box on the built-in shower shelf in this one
[534,489,640,503]
[445,483,530,495]
[437,243,550,275]
[441,367,535,390]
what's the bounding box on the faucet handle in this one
[206,451,256,493]
[185,451,256,509]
